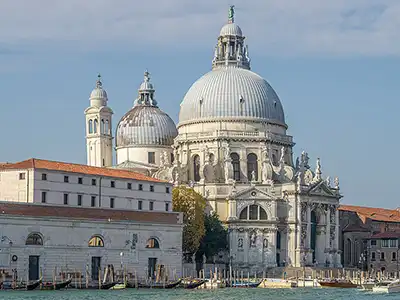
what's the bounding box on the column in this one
[324,205,332,264]
[335,206,342,267]
[227,199,237,220]
[306,204,311,249]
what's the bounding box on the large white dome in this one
[178,66,285,126]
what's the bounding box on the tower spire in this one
[228,5,235,23]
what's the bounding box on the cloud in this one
[0,0,399,56]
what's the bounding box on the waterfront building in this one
[0,160,182,282]
[0,202,182,282]
[339,205,400,274]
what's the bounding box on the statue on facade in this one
[251,170,256,183]
[334,177,340,189]
[238,238,243,248]
[228,5,235,23]
[326,176,331,187]
[224,144,231,161]
[280,146,285,164]
[263,238,268,249]
[160,152,165,167]
[300,151,310,169]
[295,157,300,170]
[173,148,179,166]
[163,151,170,166]
[250,232,257,247]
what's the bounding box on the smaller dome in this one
[89,74,108,108]
[220,23,242,37]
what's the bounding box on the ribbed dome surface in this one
[90,87,108,100]
[178,66,285,125]
[116,106,178,147]
[220,23,242,37]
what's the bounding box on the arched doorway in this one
[310,211,317,262]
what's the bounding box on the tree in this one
[172,186,207,254]
[197,212,228,262]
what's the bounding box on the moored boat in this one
[372,280,400,294]
[318,279,357,288]
[100,282,117,289]
[109,282,126,290]
[135,279,182,289]
[13,278,42,290]
[360,279,377,291]
[226,280,262,288]
[40,278,72,290]
[180,279,206,289]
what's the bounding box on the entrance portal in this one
[148,257,157,279]
[28,255,40,280]
[91,256,101,280]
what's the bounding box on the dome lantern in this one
[212,5,250,70]
[89,74,108,107]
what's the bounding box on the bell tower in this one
[84,74,113,167]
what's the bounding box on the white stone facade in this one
[0,203,182,282]
[0,161,173,212]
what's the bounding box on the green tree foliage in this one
[197,212,228,262]
[172,186,207,254]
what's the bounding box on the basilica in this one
[85,7,343,270]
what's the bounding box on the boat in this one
[372,280,400,294]
[40,278,72,290]
[135,279,182,289]
[109,282,126,290]
[318,279,358,288]
[360,279,378,290]
[13,278,42,290]
[226,280,262,288]
[182,279,206,289]
[100,282,117,289]
[198,279,226,289]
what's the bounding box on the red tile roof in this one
[370,232,400,239]
[339,205,400,223]
[0,202,181,225]
[0,158,166,183]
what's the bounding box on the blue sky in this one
[0,0,398,208]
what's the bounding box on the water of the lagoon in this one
[0,288,395,300]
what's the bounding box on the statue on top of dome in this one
[144,70,150,82]
[96,73,102,88]
[228,5,235,23]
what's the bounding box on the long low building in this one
[0,158,182,284]
[0,202,183,283]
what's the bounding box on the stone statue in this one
[263,238,268,248]
[250,232,257,247]
[202,254,206,264]
[251,170,256,182]
[174,171,179,186]
[224,145,231,160]
[160,152,165,167]
[280,146,285,164]
[238,238,243,248]
[334,177,340,189]
[316,158,321,174]
[261,144,269,161]
[326,176,331,187]
[213,46,218,61]
[228,5,235,23]
[163,151,170,166]
[173,148,179,165]
[295,157,300,170]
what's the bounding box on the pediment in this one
[231,186,276,201]
[307,181,337,198]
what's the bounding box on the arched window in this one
[26,233,43,246]
[101,119,105,134]
[231,153,240,181]
[145,238,160,249]
[88,235,104,247]
[105,120,109,134]
[247,153,258,181]
[239,205,268,220]
[193,155,200,182]
[89,120,93,134]
[94,119,98,133]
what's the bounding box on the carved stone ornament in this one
[300,224,307,247]
[250,231,257,247]
[238,238,243,248]
[329,205,336,224]
[330,225,336,247]
[303,169,314,185]
[301,202,307,222]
